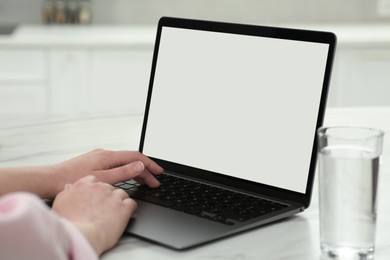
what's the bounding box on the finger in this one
[95,161,146,184]
[103,150,164,174]
[79,175,97,183]
[103,182,116,191]
[139,155,164,175]
[133,172,161,188]
[113,188,129,200]
[123,198,138,215]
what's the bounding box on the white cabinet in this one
[48,50,89,113]
[2,45,390,112]
[0,49,47,113]
[48,48,153,113]
[2,24,390,112]
[0,25,157,114]
[82,48,152,114]
[0,46,153,114]
[328,47,390,107]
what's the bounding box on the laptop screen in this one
[142,21,332,194]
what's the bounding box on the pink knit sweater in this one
[0,192,98,260]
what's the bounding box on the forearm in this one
[0,165,58,199]
[0,149,164,199]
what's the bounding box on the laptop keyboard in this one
[115,174,289,225]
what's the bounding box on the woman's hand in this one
[0,149,163,199]
[50,149,164,197]
[52,175,136,255]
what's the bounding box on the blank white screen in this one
[143,27,329,193]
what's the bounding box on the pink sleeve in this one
[0,192,98,260]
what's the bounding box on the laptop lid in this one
[139,17,336,208]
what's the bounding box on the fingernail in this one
[132,161,144,172]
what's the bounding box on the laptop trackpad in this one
[125,200,231,250]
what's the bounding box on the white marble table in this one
[1,107,390,259]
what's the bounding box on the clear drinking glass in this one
[317,126,384,259]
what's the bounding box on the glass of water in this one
[317,126,384,259]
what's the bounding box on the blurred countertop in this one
[0,23,390,48]
[0,24,156,48]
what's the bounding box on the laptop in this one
[117,16,336,250]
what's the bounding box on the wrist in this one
[41,164,63,199]
[46,162,74,198]
[72,221,105,255]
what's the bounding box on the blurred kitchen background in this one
[1,0,390,114]
[1,0,389,25]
